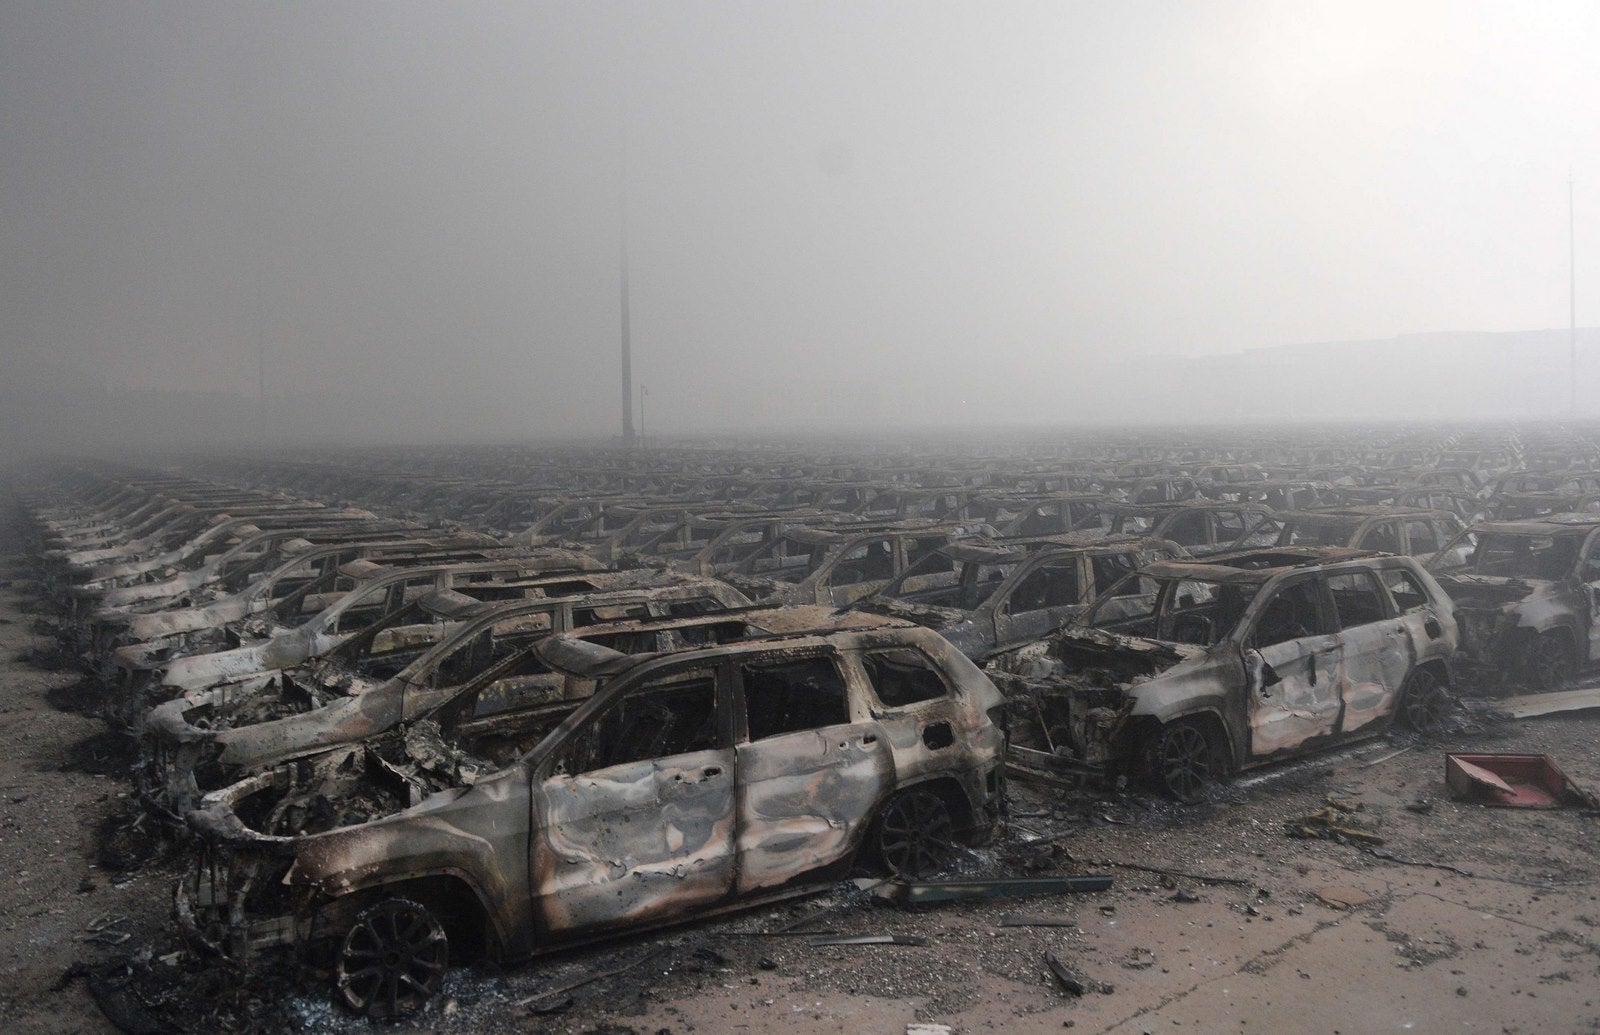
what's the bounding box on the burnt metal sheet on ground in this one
[1444,752,1599,808]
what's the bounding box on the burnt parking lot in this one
[4,429,1600,1035]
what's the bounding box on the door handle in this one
[861,734,878,746]
[702,766,722,778]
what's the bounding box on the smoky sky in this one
[4,2,1600,437]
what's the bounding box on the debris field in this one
[3,428,1600,1034]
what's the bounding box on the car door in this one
[1356,519,1402,555]
[1324,570,1407,734]
[819,537,899,605]
[732,650,892,895]
[1229,510,1281,550]
[992,555,1085,652]
[532,663,735,936]
[1156,510,1209,551]
[1429,516,1473,567]
[1244,576,1342,757]
[1402,519,1440,560]
[1377,563,1452,663]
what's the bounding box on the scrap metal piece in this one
[1493,686,1600,718]
[1315,885,1372,909]
[1044,948,1111,996]
[1286,798,1385,844]
[998,915,1078,928]
[807,934,929,947]
[1444,752,1599,808]
[872,875,1113,906]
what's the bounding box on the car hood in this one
[1434,573,1540,610]
[991,626,1201,689]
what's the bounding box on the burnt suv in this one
[181,623,1004,1019]
[1426,513,1600,690]
[990,547,1457,799]
[850,534,1185,659]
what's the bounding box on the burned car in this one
[990,547,1456,800]
[1101,501,1280,556]
[1427,512,1600,690]
[142,577,754,816]
[724,521,993,605]
[181,624,1004,1018]
[104,536,533,676]
[849,534,1185,659]
[1262,506,1469,562]
[146,554,604,698]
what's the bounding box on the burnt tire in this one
[1397,665,1451,735]
[335,897,449,1021]
[873,787,957,879]
[1145,719,1221,803]
[1525,630,1577,692]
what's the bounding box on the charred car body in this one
[1263,506,1469,562]
[181,623,1005,1018]
[991,547,1456,799]
[143,576,754,816]
[724,520,994,606]
[850,534,1186,659]
[1427,512,1600,690]
[141,553,607,700]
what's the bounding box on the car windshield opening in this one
[1089,574,1259,646]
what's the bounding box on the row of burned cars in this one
[19,443,1600,1020]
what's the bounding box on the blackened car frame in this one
[990,547,1457,800]
[180,623,1005,1019]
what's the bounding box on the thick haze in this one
[4,1,1600,443]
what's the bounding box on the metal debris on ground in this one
[1356,745,1412,768]
[1444,752,1600,808]
[1286,795,1384,844]
[1067,856,1253,887]
[1314,885,1372,910]
[83,914,131,946]
[1044,948,1112,996]
[513,945,671,1009]
[1491,686,1600,718]
[998,915,1079,928]
[870,875,1113,906]
[807,934,930,947]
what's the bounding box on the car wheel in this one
[1397,666,1451,734]
[1146,720,1219,803]
[335,897,449,1021]
[874,788,956,879]
[1526,630,1576,691]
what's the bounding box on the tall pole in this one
[255,221,266,443]
[1571,175,1578,415]
[620,152,636,445]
